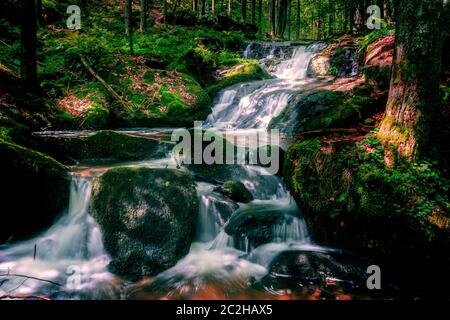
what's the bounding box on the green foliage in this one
[82,103,109,129]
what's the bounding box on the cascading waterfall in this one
[204,43,326,130]
[0,176,112,299]
[0,42,328,299]
[146,43,326,298]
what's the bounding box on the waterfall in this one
[0,176,112,298]
[0,42,329,299]
[204,43,326,130]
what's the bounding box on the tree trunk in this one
[164,0,168,22]
[251,0,256,25]
[201,0,206,15]
[212,0,215,16]
[258,0,262,36]
[296,0,300,40]
[140,0,146,32]
[270,0,276,37]
[378,0,446,161]
[228,0,232,16]
[242,0,247,22]
[20,0,39,91]
[125,0,132,34]
[36,0,44,26]
[124,0,134,54]
[193,0,198,11]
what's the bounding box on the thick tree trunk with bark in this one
[20,0,39,91]
[378,0,446,161]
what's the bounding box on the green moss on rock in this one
[220,181,254,203]
[0,140,70,243]
[207,60,272,97]
[89,167,199,279]
[39,130,171,163]
[284,135,450,257]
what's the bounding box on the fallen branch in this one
[79,55,131,114]
[0,273,62,287]
[0,294,50,300]
[298,128,359,138]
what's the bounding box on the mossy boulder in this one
[284,136,450,254]
[90,167,199,279]
[0,141,70,243]
[270,90,351,137]
[39,131,171,163]
[207,60,272,97]
[219,181,254,203]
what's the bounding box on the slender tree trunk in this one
[140,0,147,32]
[201,0,206,15]
[228,0,232,16]
[287,0,291,40]
[36,0,44,26]
[164,0,168,22]
[242,0,247,22]
[20,0,39,91]
[296,0,300,40]
[124,0,134,54]
[125,0,132,34]
[212,0,215,16]
[270,0,276,36]
[258,0,262,36]
[251,0,256,25]
[378,0,446,161]
[193,0,198,11]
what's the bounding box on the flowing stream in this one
[0,43,366,300]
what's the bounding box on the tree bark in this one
[378,0,446,161]
[242,0,247,22]
[125,0,132,34]
[270,0,276,36]
[20,0,39,91]
[140,0,146,32]
[251,0,256,25]
[258,0,262,36]
[124,0,134,54]
[296,0,300,40]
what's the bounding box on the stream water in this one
[0,43,373,300]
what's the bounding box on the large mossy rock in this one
[270,90,357,137]
[39,131,171,163]
[90,167,199,279]
[0,141,70,243]
[207,61,272,97]
[219,181,254,203]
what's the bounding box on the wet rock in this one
[264,250,367,288]
[0,141,70,243]
[224,203,302,251]
[90,167,199,279]
[38,130,171,164]
[218,181,254,203]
